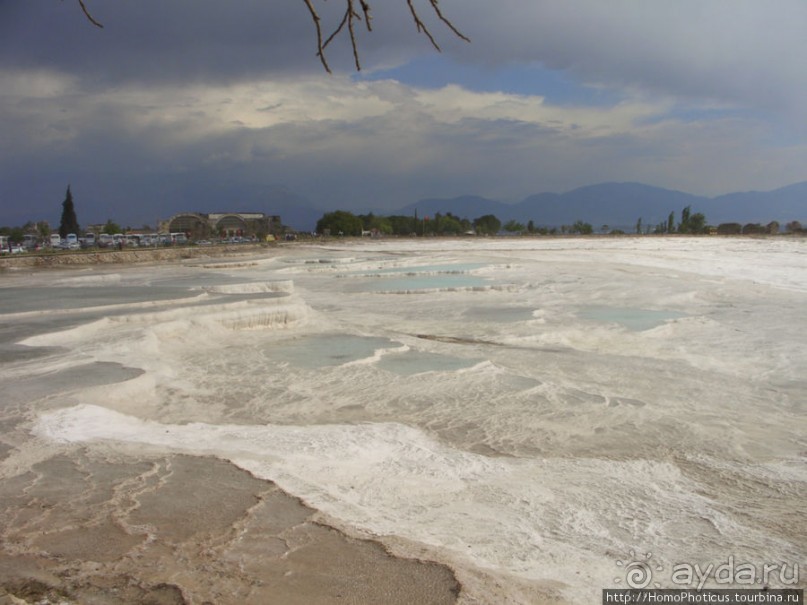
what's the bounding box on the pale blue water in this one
[355,274,488,292]
[341,262,490,292]
[376,350,480,375]
[262,334,397,369]
[463,306,536,322]
[0,271,266,314]
[347,263,486,276]
[577,306,686,331]
[0,283,198,314]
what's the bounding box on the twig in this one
[76,0,103,28]
[306,0,468,71]
[406,0,439,50]
[428,0,469,42]
[302,0,332,73]
[321,1,372,71]
[73,0,468,71]
[346,2,362,70]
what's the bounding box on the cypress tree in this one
[678,205,691,233]
[59,185,80,238]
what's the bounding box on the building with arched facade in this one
[163,212,281,240]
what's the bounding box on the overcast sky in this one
[2,1,806,227]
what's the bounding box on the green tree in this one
[688,212,706,233]
[36,221,51,239]
[473,214,501,235]
[8,227,25,243]
[102,219,122,235]
[387,215,418,235]
[432,213,464,235]
[678,206,707,234]
[717,223,742,235]
[450,213,473,233]
[316,210,363,236]
[503,220,525,233]
[58,185,80,238]
[359,213,393,235]
[635,217,643,234]
[667,211,675,234]
[678,206,691,233]
[570,220,593,235]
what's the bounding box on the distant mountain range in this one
[277,181,807,231]
[398,182,807,232]
[5,176,804,233]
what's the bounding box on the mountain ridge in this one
[391,181,806,231]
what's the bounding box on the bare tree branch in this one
[302,0,332,72]
[75,0,103,28]
[71,0,468,71]
[406,0,438,50]
[346,2,363,71]
[360,1,373,32]
[426,0,469,44]
[319,1,373,71]
[306,0,468,71]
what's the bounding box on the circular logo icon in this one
[624,560,654,588]
[615,551,663,589]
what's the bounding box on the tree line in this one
[314,206,806,237]
[636,206,707,235]
[315,210,604,237]
[3,190,805,246]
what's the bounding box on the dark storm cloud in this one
[0,0,458,83]
[1,1,806,229]
[1,1,340,83]
[4,1,806,110]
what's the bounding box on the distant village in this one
[1,187,804,255]
[1,209,285,254]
